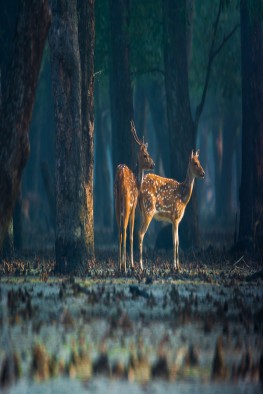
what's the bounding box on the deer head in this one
[189,149,205,178]
[130,120,155,170]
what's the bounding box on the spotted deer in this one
[138,150,205,270]
[114,121,155,272]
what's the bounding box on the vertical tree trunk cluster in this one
[0,0,51,249]
[239,0,263,256]
[49,0,95,273]
[163,0,199,248]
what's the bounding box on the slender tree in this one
[94,80,112,229]
[109,0,136,239]
[0,0,51,248]
[78,0,96,259]
[239,0,263,256]
[49,0,95,273]
[163,0,198,247]
[163,0,239,248]
[109,0,135,173]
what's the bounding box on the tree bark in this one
[239,0,263,257]
[0,0,51,249]
[163,0,199,248]
[78,0,95,259]
[49,0,93,273]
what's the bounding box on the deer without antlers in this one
[114,121,155,272]
[138,150,205,270]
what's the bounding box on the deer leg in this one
[172,222,179,270]
[119,228,122,271]
[176,225,180,270]
[122,212,130,273]
[129,207,136,269]
[172,224,176,269]
[122,226,127,273]
[138,215,152,270]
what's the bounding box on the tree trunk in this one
[1,221,14,259]
[109,0,135,239]
[94,81,112,229]
[163,0,199,249]
[212,118,223,219]
[49,0,92,273]
[134,77,148,139]
[145,78,170,177]
[221,112,237,223]
[13,189,23,252]
[0,0,51,249]
[78,0,95,259]
[239,0,263,257]
[109,0,135,172]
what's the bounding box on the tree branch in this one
[213,23,240,59]
[194,4,240,131]
[194,0,222,129]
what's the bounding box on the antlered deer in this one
[114,121,155,272]
[138,150,205,270]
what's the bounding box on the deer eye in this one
[194,162,198,166]
[144,154,147,159]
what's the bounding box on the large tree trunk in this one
[49,0,92,273]
[0,0,51,249]
[109,0,135,172]
[163,0,199,249]
[78,0,95,259]
[239,0,263,257]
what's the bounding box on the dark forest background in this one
[0,0,262,272]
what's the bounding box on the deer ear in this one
[191,150,194,159]
[145,142,148,149]
[195,149,200,157]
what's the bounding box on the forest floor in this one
[0,247,262,393]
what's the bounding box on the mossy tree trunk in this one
[0,0,51,249]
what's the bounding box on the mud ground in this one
[0,249,262,393]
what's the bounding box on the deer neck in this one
[180,165,195,204]
[136,166,144,190]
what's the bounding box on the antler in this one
[130,120,143,146]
